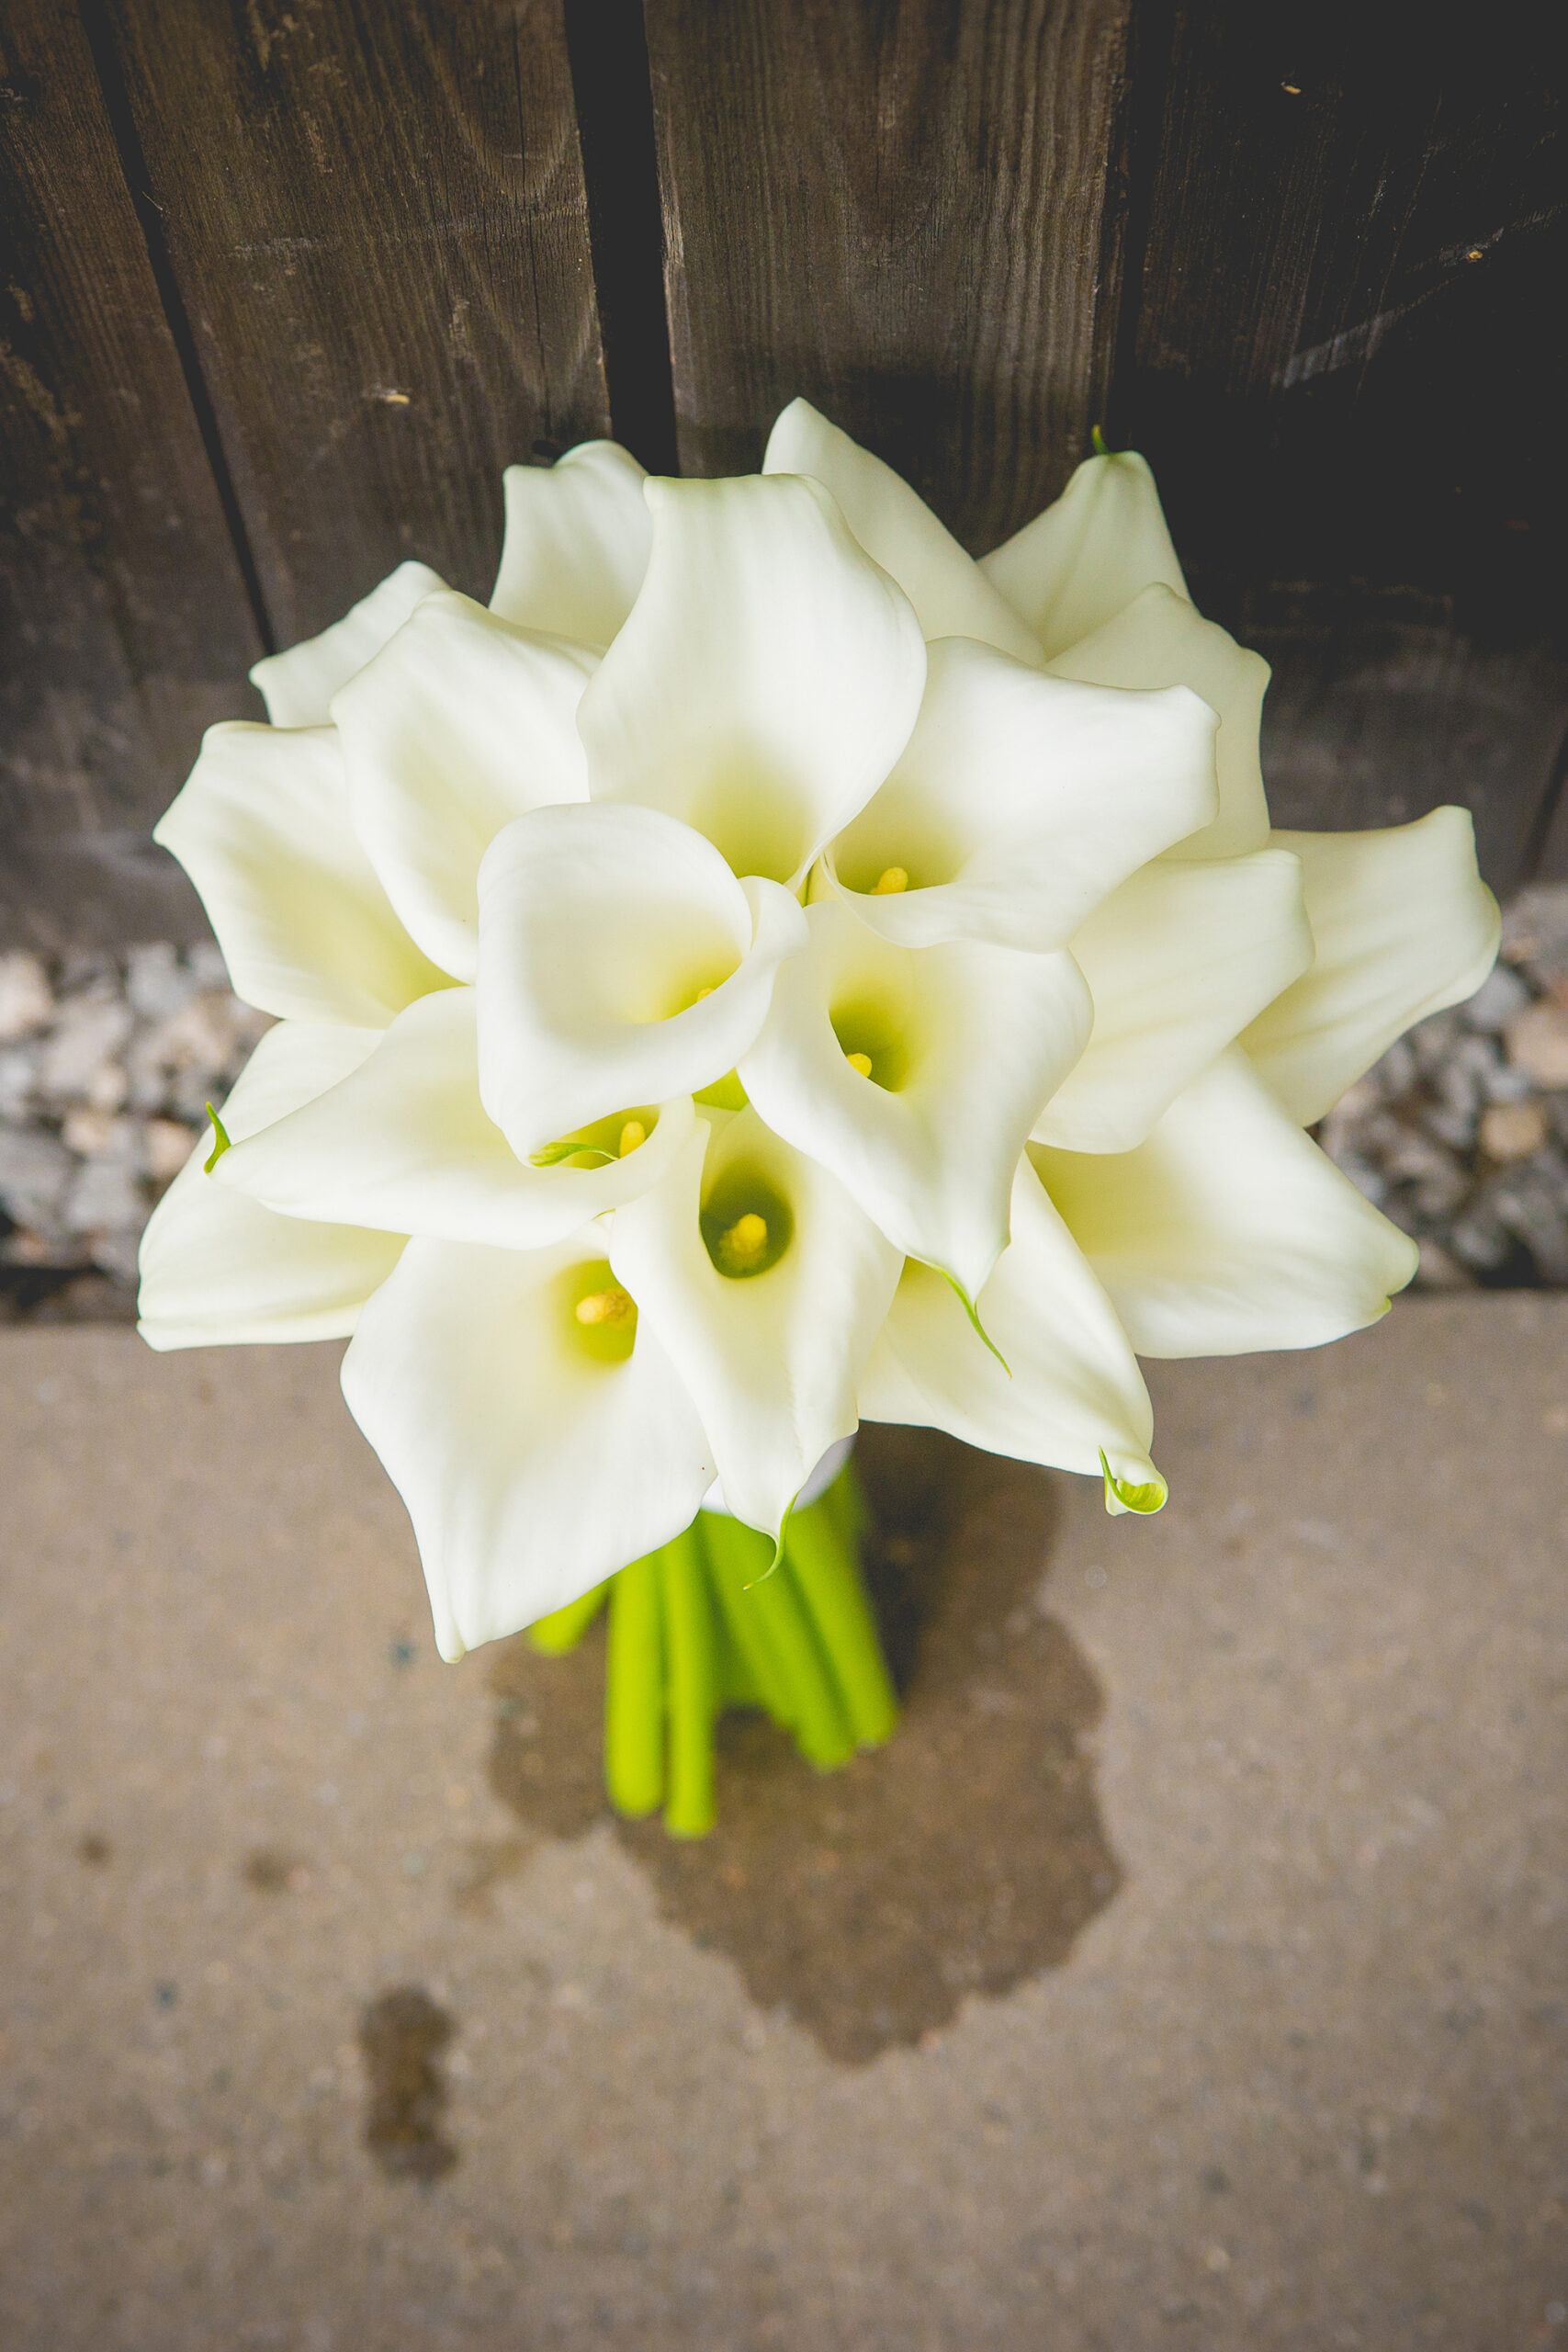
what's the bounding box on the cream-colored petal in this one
[822,635,1217,951]
[763,397,1043,663]
[491,440,652,647]
[610,1111,902,1542]
[154,723,447,1027]
[858,1155,1159,1496]
[580,471,927,889]
[1047,583,1271,861]
[216,986,696,1250]
[341,1232,715,1660]
[980,449,1188,660]
[333,590,596,981]
[475,803,807,1156]
[740,899,1090,1301]
[1032,1049,1417,1357]
[1242,808,1501,1125]
[137,1020,399,1349]
[1033,851,1313,1154]
[250,560,447,728]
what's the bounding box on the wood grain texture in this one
[0,0,262,949]
[645,0,1133,550]
[1114,0,1568,889]
[105,0,611,645]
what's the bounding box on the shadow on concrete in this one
[486,1430,1123,2065]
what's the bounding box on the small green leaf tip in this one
[203,1105,231,1173]
[1090,424,1114,458]
[1100,1449,1167,1516]
[942,1270,1012,1377]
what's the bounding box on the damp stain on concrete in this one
[486,1428,1123,2065]
[356,1986,458,2182]
[242,1847,310,1894]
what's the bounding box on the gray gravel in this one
[0,944,269,1321]
[6,888,1568,1319]
[1316,884,1568,1289]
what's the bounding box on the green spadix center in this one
[700,1169,793,1279]
[530,1105,658,1170]
[829,995,909,1091]
[560,1264,638,1364]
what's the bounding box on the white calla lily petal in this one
[580,472,927,888]
[476,803,807,1156]
[1032,1049,1417,1357]
[250,559,446,727]
[1047,583,1271,860]
[610,1111,902,1541]
[822,635,1218,951]
[1242,808,1501,1125]
[763,398,1043,665]
[154,724,447,1027]
[741,899,1090,1301]
[491,441,652,647]
[333,590,596,981]
[341,1233,715,1661]
[980,448,1188,660]
[859,1156,1159,1497]
[1033,851,1313,1154]
[215,986,694,1249]
[137,1020,400,1350]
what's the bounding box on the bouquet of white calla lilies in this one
[140,398,1497,1830]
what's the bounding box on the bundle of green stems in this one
[525,1462,897,1836]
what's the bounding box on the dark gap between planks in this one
[74,0,277,654]
[563,0,680,476]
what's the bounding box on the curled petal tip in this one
[1100,1449,1168,1517]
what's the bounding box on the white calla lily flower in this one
[580,470,928,888]
[740,898,1090,1303]
[763,396,1045,664]
[341,1231,714,1661]
[1032,849,1313,1154]
[491,439,652,646]
[611,1110,901,1543]
[475,802,807,1156]
[153,723,448,1029]
[333,590,597,981]
[139,1020,402,1351]
[1047,582,1273,862]
[859,1155,1162,1508]
[980,445,1188,659]
[818,634,1219,952]
[1242,808,1500,1125]
[214,985,695,1249]
[250,558,447,728]
[1032,1049,1418,1357]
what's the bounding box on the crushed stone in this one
[0,944,269,1321]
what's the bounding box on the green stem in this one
[525,1577,611,1657]
[700,1512,855,1769]
[657,1528,716,1837]
[697,1511,797,1724]
[821,1456,869,1553]
[604,1551,663,1816]
[783,1496,898,1748]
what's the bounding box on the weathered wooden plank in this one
[645,0,1133,550]
[0,0,263,950]
[1115,0,1568,890]
[104,0,611,646]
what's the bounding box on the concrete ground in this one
[1,1297,1565,2351]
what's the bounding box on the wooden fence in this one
[3,0,1563,949]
